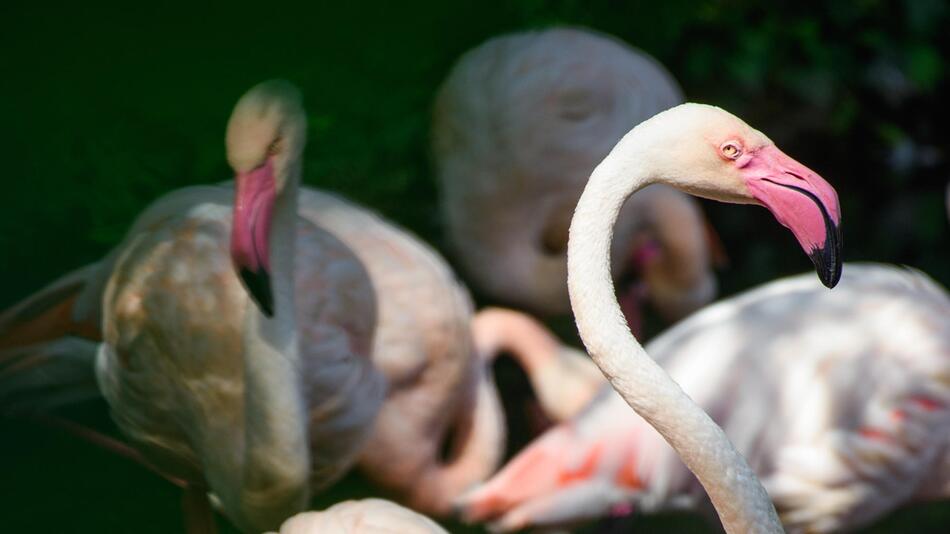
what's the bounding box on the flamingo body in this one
[96,186,383,491]
[461,264,950,533]
[432,27,720,322]
[2,185,507,521]
[297,190,506,515]
[89,83,389,532]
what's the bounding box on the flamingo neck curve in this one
[567,131,783,534]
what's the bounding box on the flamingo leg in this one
[182,484,218,534]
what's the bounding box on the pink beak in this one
[743,145,842,288]
[231,160,277,316]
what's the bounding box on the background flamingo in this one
[461,264,950,533]
[432,27,725,333]
[96,81,385,532]
[268,499,448,534]
[1,192,512,521]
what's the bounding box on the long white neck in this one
[568,135,783,533]
[237,172,310,530]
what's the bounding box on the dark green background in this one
[2,1,948,532]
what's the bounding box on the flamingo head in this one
[635,104,842,288]
[225,80,307,316]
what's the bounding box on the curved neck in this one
[567,136,782,533]
[412,363,506,516]
[472,308,561,373]
[234,172,310,530]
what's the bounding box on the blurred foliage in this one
[1,0,948,532]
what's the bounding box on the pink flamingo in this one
[432,27,726,333]
[561,102,841,534]
[91,81,385,532]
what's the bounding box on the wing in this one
[457,393,642,531]
[0,337,100,414]
[0,263,103,350]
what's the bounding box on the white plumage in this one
[432,27,720,323]
[461,264,950,533]
[269,499,447,534]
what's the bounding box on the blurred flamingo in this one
[268,499,448,534]
[471,307,605,436]
[91,81,385,533]
[460,264,950,533]
[0,192,508,523]
[432,27,726,334]
[0,161,507,521]
[295,190,507,516]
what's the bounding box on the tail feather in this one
[457,425,608,523]
[0,263,102,350]
[457,402,645,531]
[0,337,100,414]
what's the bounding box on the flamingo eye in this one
[267,138,283,156]
[720,141,742,160]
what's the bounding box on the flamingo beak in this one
[231,160,276,317]
[743,146,842,288]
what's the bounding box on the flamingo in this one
[432,27,725,332]
[268,499,448,534]
[100,81,393,532]
[460,264,950,533]
[2,81,388,533]
[294,190,506,516]
[561,102,842,534]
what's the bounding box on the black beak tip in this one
[816,258,842,289]
[810,223,842,289]
[238,267,274,317]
